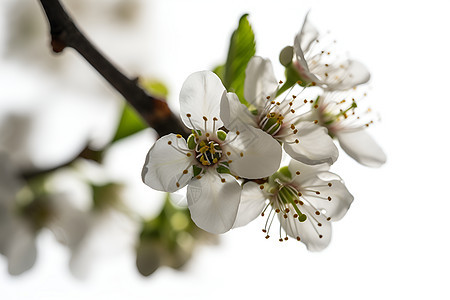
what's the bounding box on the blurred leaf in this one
[111,79,169,143]
[223,14,256,106]
[212,64,225,82]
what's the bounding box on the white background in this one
[1,0,450,299]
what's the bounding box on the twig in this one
[36,0,189,138]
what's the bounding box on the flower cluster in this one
[142,13,385,250]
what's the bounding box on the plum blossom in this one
[309,91,386,167]
[221,56,338,165]
[279,12,370,91]
[233,160,353,251]
[0,153,89,275]
[142,71,281,234]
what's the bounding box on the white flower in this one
[142,71,282,234]
[221,56,339,165]
[0,153,89,275]
[279,12,370,91]
[234,160,353,251]
[311,91,386,167]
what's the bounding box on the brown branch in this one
[37,0,189,138]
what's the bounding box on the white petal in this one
[142,134,195,192]
[295,173,353,221]
[6,220,37,275]
[225,127,282,179]
[47,195,89,250]
[220,92,258,131]
[244,56,279,109]
[279,212,331,251]
[233,182,267,228]
[179,71,225,130]
[293,35,321,85]
[282,122,339,165]
[336,129,386,167]
[187,172,241,234]
[298,11,320,53]
[326,60,371,91]
[288,159,330,183]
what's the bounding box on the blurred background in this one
[1,0,449,299]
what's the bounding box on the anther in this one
[226,152,231,156]
[314,120,319,124]
[275,209,280,213]
[315,211,320,215]
[176,134,182,138]
[221,178,226,183]
[296,236,301,241]
[328,196,332,201]
[328,183,332,187]
[259,185,264,190]
[315,191,321,195]
[240,152,244,157]
[203,116,208,121]
[186,113,191,117]
[319,235,323,239]
[186,153,192,157]
[176,182,180,188]
[266,96,271,100]
[167,141,172,145]
[296,171,300,175]
[236,131,240,135]
[265,235,270,239]
[183,170,188,174]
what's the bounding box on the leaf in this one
[223,14,256,105]
[111,79,169,143]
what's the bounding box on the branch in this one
[37,0,189,138]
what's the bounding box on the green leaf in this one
[111,104,148,143]
[111,79,169,143]
[223,14,256,106]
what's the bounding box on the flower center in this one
[195,140,222,166]
[260,112,284,136]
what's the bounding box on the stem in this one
[36,0,189,138]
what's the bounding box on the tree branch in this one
[37,0,189,138]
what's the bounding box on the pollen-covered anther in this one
[236,131,240,135]
[167,141,172,145]
[259,185,264,190]
[314,120,319,124]
[240,152,244,157]
[186,153,192,157]
[266,96,271,100]
[290,124,296,130]
[183,170,188,174]
[176,134,182,138]
[275,209,281,213]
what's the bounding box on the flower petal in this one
[179,71,225,130]
[225,127,282,179]
[288,159,330,183]
[326,60,370,91]
[282,122,339,165]
[220,92,258,131]
[186,172,241,234]
[293,34,321,85]
[233,182,267,228]
[335,129,386,167]
[142,134,195,192]
[298,11,319,53]
[244,56,279,109]
[6,220,37,275]
[279,212,331,251]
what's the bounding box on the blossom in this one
[142,71,281,234]
[233,160,353,251]
[279,12,370,91]
[221,56,338,165]
[0,153,88,275]
[309,91,386,167]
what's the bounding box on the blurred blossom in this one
[0,153,89,275]
[136,196,217,277]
